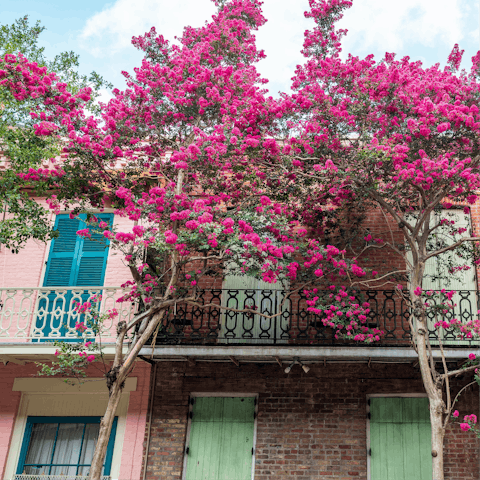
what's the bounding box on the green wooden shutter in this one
[406,210,478,345]
[370,397,432,480]
[221,274,289,344]
[185,397,255,480]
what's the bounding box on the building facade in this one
[1,201,480,480]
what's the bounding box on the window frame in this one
[16,416,118,476]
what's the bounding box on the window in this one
[33,214,113,340]
[16,417,117,477]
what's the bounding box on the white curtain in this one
[23,422,101,476]
[24,424,56,475]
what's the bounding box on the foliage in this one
[0,16,112,251]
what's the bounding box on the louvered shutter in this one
[42,217,81,286]
[221,273,288,344]
[36,214,113,340]
[74,214,113,287]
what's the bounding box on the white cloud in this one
[80,0,470,94]
[80,0,217,56]
[338,0,465,56]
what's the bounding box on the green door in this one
[185,397,255,480]
[370,397,432,480]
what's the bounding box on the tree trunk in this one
[88,379,124,480]
[430,393,446,480]
[409,247,446,480]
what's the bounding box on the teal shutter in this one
[43,217,82,286]
[74,216,112,286]
[35,214,113,340]
[185,397,255,480]
[370,397,432,480]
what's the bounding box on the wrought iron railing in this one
[150,289,480,347]
[0,287,134,341]
[1,287,478,347]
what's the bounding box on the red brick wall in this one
[144,361,479,480]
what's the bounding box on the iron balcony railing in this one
[0,287,478,347]
[151,288,480,347]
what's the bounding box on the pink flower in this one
[75,322,87,332]
[76,228,91,238]
[469,353,476,361]
[460,423,471,431]
[54,350,60,356]
[85,341,92,348]
[453,410,459,418]
[86,355,95,362]
[413,287,422,296]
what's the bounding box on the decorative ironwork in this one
[151,289,480,347]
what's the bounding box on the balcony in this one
[1,287,478,349]
[0,287,134,343]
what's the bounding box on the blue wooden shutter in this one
[43,216,82,287]
[42,214,113,288]
[74,214,113,287]
[36,214,113,340]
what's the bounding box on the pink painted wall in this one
[0,200,132,289]
[0,360,151,480]
[0,204,133,340]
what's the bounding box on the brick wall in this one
[144,361,479,480]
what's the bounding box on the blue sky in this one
[2,0,480,100]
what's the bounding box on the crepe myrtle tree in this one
[251,0,480,478]
[1,1,382,479]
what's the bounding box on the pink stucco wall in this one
[0,199,132,289]
[0,360,151,480]
[0,204,133,340]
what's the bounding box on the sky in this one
[2,0,480,101]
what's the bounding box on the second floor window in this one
[34,214,113,340]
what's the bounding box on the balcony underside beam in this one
[139,345,480,363]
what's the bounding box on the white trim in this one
[366,393,429,480]
[12,377,137,393]
[182,393,258,480]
